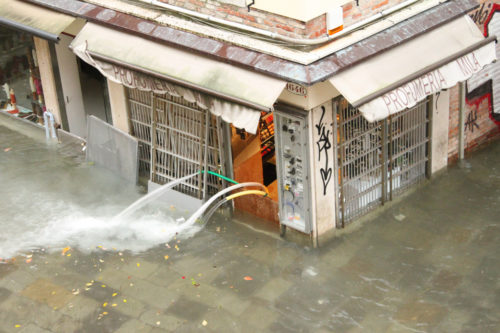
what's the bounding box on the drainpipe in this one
[142,0,420,46]
[458,81,466,160]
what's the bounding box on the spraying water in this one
[0,126,204,259]
[113,172,200,220]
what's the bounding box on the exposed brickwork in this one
[448,84,500,163]
[448,1,500,163]
[158,0,407,39]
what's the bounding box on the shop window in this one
[0,26,45,123]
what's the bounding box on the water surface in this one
[0,122,499,332]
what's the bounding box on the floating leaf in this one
[243,276,253,281]
[4,147,11,152]
[112,303,117,307]
[164,255,169,260]
[14,324,21,328]
[112,293,117,297]
[25,258,32,264]
[103,302,108,307]
[202,320,208,326]
[136,263,140,267]
[101,285,106,288]
[175,245,179,251]
[61,247,71,255]
[123,299,127,303]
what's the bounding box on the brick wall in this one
[448,1,500,162]
[158,0,406,39]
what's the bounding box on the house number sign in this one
[286,82,307,96]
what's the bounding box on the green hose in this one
[199,170,239,185]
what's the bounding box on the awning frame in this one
[352,35,497,108]
[0,18,59,42]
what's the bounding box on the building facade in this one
[0,0,497,245]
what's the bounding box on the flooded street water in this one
[0,122,499,332]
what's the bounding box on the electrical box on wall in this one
[274,109,313,234]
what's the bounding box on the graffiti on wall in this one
[469,2,494,25]
[467,3,499,125]
[315,106,332,195]
[465,109,480,132]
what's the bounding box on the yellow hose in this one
[225,190,267,201]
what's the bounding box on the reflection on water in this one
[0,122,499,332]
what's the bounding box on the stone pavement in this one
[0,136,499,332]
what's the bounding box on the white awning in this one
[329,15,497,122]
[0,0,76,42]
[70,23,287,134]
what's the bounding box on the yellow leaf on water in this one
[112,303,117,307]
[136,263,140,267]
[101,285,106,288]
[61,247,71,255]
[112,293,117,297]
[164,255,169,260]
[103,312,108,315]
[103,302,108,307]
[67,253,71,257]
[123,299,127,303]
[14,324,21,328]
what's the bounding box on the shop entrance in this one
[336,97,430,227]
[126,87,225,199]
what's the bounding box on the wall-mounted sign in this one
[286,82,307,96]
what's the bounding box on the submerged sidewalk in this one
[0,123,499,332]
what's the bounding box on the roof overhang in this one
[22,0,480,85]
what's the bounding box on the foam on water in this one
[0,201,202,259]
[0,126,202,259]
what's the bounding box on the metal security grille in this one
[127,88,224,198]
[336,98,429,227]
[127,89,152,178]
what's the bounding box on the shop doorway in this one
[126,88,226,199]
[78,59,112,125]
[336,97,430,227]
